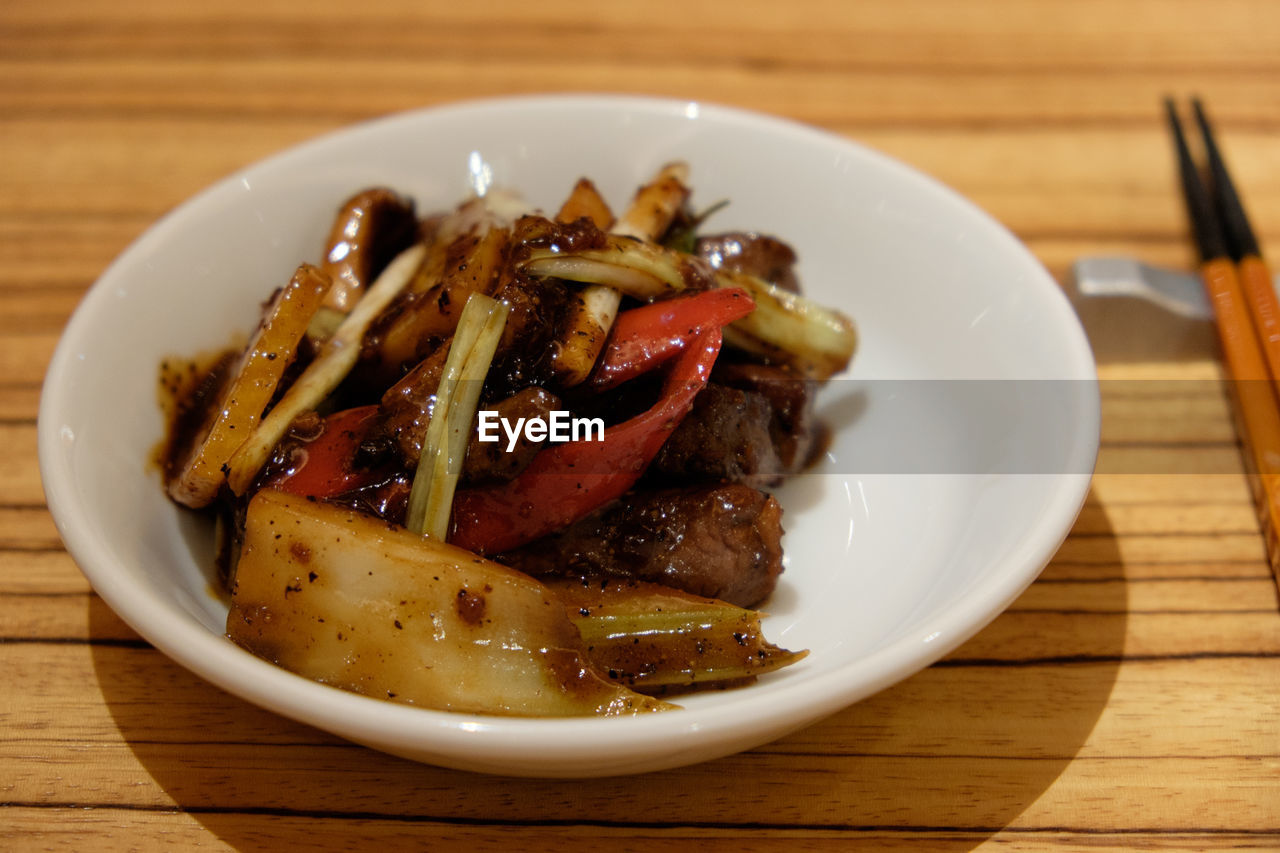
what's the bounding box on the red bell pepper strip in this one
[267,405,384,499]
[587,287,754,390]
[448,328,723,554]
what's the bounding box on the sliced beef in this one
[463,387,562,484]
[649,383,785,488]
[374,270,570,468]
[695,231,800,293]
[497,484,784,607]
[377,345,448,466]
[714,362,823,472]
[648,363,821,488]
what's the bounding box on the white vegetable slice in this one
[227,489,673,716]
[716,269,858,379]
[167,263,330,508]
[523,240,857,379]
[548,163,690,386]
[224,242,426,495]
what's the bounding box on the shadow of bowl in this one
[89,488,1123,851]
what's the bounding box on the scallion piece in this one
[405,292,511,539]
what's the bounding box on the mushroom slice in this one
[306,188,418,343]
[319,188,418,312]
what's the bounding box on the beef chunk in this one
[462,387,562,484]
[714,362,823,472]
[649,363,821,488]
[498,484,784,607]
[695,232,800,293]
[374,271,570,469]
[377,345,448,467]
[649,383,786,488]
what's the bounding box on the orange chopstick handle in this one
[1236,254,1280,380]
[1203,258,1271,382]
[1201,257,1280,579]
[1235,254,1280,579]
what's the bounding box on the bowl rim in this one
[37,93,1100,775]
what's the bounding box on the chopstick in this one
[1192,100,1280,381]
[1165,97,1280,589]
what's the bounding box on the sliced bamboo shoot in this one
[167,263,331,508]
[372,223,508,375]
[224,243,425,494]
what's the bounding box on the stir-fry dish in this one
[158,163,857,716]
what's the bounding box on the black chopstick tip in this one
[1189,98,1261,260]
[1164,96,1229,263]
[1163,99,1190,147]
[1190,96,1211,122]
[1191,98,1213,136]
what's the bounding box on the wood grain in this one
[3,0,1279,850]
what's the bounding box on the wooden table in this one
[4,1,1278,849]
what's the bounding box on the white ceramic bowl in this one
[39,95,1099,777]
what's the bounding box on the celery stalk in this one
[550,580,807,691]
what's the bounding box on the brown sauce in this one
[151,344,240,481]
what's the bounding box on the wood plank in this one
[1070,500,1258,538]
[0,551,90,594]
[5,625,1278,761]
[0,289,88,335]
[2,809,1276,853]
[0,339,57,393]
[1010,577,1278,612]
[4,0,1280,846]
[1,0,1278,76]
[0,386,41,423]
[1,59,1277,130]
[3,120,1278,232]
[3,713,1277,832]
[784,659,1280,762]
[0,507,60,549]
[0,217,151,286]
[1088,474,1254,507]
[1047,532,1268,572]
[0,47,1276,129]
[0,424,45,504]
[948,611,1280,660]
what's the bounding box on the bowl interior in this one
[39,95,1098,776]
